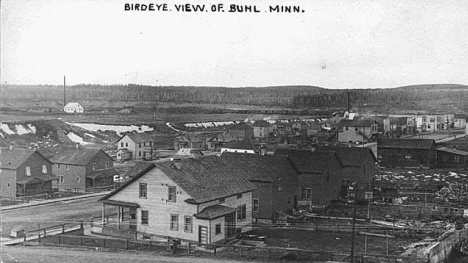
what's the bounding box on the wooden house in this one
[436,147,468,168]
[252,120,273,138]
[64,102,84,113]
[377,139,437,169]
[50,146,117,192]
[338,119,379,144]
[0,147,58,198]
[117,132,155,161]
[99,157,255,244]
[220,152,299,223]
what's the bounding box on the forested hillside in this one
[2,84,467,113]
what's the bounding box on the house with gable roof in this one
[377,139,437,168]
[50,146,117,191]
[220,152,299,223]
[117,132,155,161]
[0,147,58,198]
[64,102,84,113]
[98,156,255,244]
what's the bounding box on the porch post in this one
[117,206,121,229]
[102,203,106,226]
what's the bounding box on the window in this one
[237,204,246,221]
[121,142,124,147]
[253,199,259,212]
[345,126,349,131]
[139,151,142,157]
[139,143,141,147]
[105,162,109,169]
[57,164,61,169]
[301,188,312,199]
[219,197,225,204]
[170,214,178,230]
[288,196,291,204]
[215,224,221,235]
[139,183,147,199]
[184,216,193,233]
[42,164,48,174]
[92,163,96,171]
[168,186,176,202]
[125,143,128,147]
[237,193,242,199]
[77,177,81,182]
[66,165,69,170]
[141,210,149,225]
[59,176,64,183]
[7,182,11,188]
[277,178,283,191]
[455,156,460,163]
[25,166,31,176]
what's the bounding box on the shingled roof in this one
[101,156,255,204]
[0,148,40,170]
[49,147,103,165]
[274,149,341,174]
[118,132,154,143]
[437,147,468,156]
[316,146,377,167]
[220,152,298,182]
[378,139,436,149]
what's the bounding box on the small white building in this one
[64,102,84,113]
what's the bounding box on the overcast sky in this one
[1,0,467,88]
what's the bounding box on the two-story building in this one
[338,119,379,144]
[99,157,255,244]
[50,146,117,192]
[0,147,58,198]
[220,152,299,223]
[252,120,273,138]
[117,132,155,161]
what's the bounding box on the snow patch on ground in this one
[67,132,93,145]
[85,133,96,138]
[0,123,15,135]
[15,124,34,135]
[27,124,37,133]
[66,122,153,136]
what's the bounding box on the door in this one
[225,212,236,237]
[199,226,208,244]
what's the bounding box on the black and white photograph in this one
[1,0,468,262]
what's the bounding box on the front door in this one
[225,212,236,237]
[199,226,208,244]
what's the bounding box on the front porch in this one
[16,176,59,197]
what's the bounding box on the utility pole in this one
[63,76,66,110]
[350,182,358,263]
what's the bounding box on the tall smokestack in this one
[63,76,66,109]
[347,90,350,112]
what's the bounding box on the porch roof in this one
[194,205,236,220]
[17,175,58,185]
[87,168,118,179]
[102,199,140,208]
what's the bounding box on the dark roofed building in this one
[50,146,117,191]
[0,147,58,198]
[220,152,299,222]
[252,120,273,138]
[99,156,255,244]
[436,147,468,168]
[377,139,437,168]
[338,118,379,144]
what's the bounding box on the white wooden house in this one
[117,133,155,161]
[64,102,84,113]
[99,157,255,244]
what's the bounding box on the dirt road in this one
[0,246,249,263]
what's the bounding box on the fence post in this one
[58,236,61,245]
[187,242,191,254]
[62,224,65,234]
[80,237,83,247]
[149,241,152,251]
[214,246,217,255]
[23,233,27,246]
[80,221,84,229]
[102,239,105,248]
[126,239,129,250]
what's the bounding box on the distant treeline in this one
[3,84,468,109]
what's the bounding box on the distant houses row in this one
[0,145,117,198]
